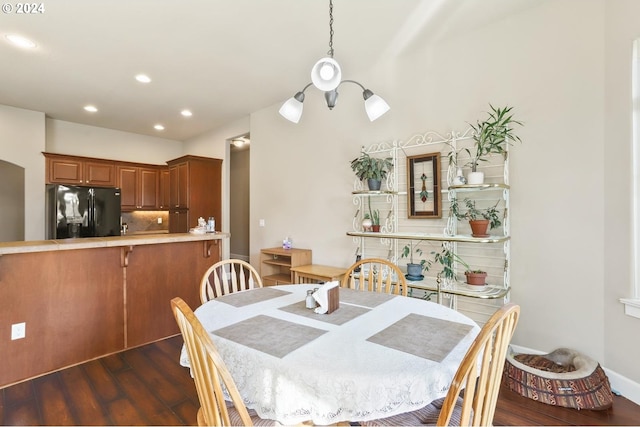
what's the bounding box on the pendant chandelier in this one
[279,0,390,124]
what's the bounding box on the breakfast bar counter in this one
[0,233,228,388]
[0,232,227,255]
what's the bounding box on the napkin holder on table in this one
[313,281,340,314]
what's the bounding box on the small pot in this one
[406,263,422,277]
[469,219,490,237]
[467,171,484,185]
[465,271,487,286]
[362,218,373,231]
[367,178,382,191]
[371,224,381,232]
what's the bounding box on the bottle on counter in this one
[207,217,215,232]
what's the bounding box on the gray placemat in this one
[215,287,291,307]
[339,287,397,308]
[367,313,474,362]
[212,314,327,358]
[278,301,370,325]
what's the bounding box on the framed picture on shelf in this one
[407,152,441,218]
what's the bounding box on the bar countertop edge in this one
[0,232,230,255]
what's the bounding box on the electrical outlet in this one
[259,219,265,227]
[157,217,162,224]
[11,322,25,340]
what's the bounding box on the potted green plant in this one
[370,209,381,232]
[451,198,502,237]
[364,197,382,232]
[465,104,522,184]
[432,246,487,286]
[401,242,432,279]
[350,151,393,191]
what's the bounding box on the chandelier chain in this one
[327,0,334,57]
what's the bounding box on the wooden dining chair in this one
[171,297,276,426]
[341,257,408,297]
[363,303,520,426]
[200,259,263,304]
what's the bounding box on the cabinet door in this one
[169,210,189,233]
[139,168,159,209]
[169,162,189,209]
[177,162,189,208]
[117,166,138,211]
[48,157,83,184]
[84,161,116,187]
[169,165,179,208]
[158,168,170,209]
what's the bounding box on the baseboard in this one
[229,253,250,262]
[509,344,640,406]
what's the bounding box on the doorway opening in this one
[0,160,25,242]
[229,134,250,261]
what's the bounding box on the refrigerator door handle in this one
[88,188,95,236]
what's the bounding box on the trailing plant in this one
[466,104,522,172]
[451,198,502,230]
[401,242,432,272]
[432,246,484,280]
[350,151,393,181]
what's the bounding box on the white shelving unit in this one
[348,129,511,321]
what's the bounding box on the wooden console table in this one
[290,264,347,284]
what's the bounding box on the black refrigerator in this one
[46,184,122,239]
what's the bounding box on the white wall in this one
[249,0,640,386]
[0,105,45,240]
[46,119,183,164]
[604,0,640,388]
[183,116,250,259]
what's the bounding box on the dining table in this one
[179,283,481,425]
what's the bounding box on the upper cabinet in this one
[43,153,220,223]
[167,155,222,233]
[169,161,189,209]
[117,164,161,211]
[44,153,116,187]
[158,168,171,209]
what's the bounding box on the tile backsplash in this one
[121,211,169,233]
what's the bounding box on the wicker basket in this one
[503,347,613,410]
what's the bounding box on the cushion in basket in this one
[503,347,613,410]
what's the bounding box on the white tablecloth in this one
[180,284,480,425]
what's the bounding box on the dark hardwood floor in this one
[2,335,639,426]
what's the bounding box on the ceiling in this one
[0,0,538,141]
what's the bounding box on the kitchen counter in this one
[0,232,229,255]
[0,232,228,388]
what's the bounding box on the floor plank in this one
[2,335,639,426]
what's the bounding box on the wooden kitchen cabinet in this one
[169,161,189,209]
[44,153,116,187]
[117,164,159,211]
[158,167,171,209]
[169,209,190,233]
[167,155,222,233]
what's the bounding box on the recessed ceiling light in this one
[135,74,151,83]
[181,109,193,117]
[231,137,250,147]
[154,124,165,131]
[84,105,98,113]
[5,34,36,49]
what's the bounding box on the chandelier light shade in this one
[278,91,305,124]
[363,90,391,122]
[279,0,389,123]
[311,57,342,91]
